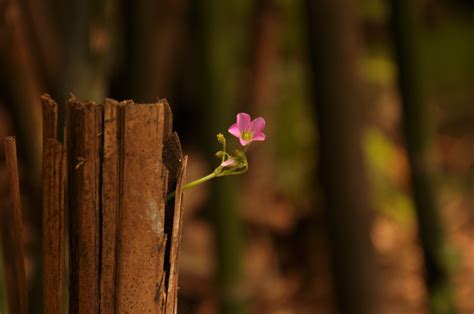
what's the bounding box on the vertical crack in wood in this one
[100,98,118,314]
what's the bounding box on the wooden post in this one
[1,137,28,314]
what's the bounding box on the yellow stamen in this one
[242,131,253,141]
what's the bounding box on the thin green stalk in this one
[166,172,217,201]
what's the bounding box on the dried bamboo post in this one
[61,96,186,313]
[42,139,65,314]
[1,137,28,314]
[66,96,102,314]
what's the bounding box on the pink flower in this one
[228,113,266,146]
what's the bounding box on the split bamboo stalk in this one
[1,137,28,314]
[66,96,102,314]
[41,91,64,314]
[42,139,65,314]
[100,98,129,313]
[116,102,169,312]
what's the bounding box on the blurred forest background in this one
[0,0,473,313]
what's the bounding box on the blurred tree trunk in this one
[124,0,187,102]
[0,0,42,181]
[194,1,251,313]
[0,0,45,310]
[389,1,456,313]
[18,0,61,90]
[61,0,117,105]
[304,1,382,313]
[245,0,280,110]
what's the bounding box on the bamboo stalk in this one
[2,137,28,314]
[19,0,62,88]
[246,0,281,110]
[115,101,169,312]
[389,1,456,313]
[42,139,65,314]
[100,98,128,313]
[195,1,248,311]
[66,96,102,314]
[305,1,382,313]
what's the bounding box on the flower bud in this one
[217,133,226,144]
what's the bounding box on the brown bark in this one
[2,137,28,314]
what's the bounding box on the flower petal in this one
[221,158,236,167]
[252,133,266,142]
[239,137,252,146]
[228,123,241,138]
[250,117,265,134]
[236,113,251,132]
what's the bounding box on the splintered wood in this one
[37,94,186,314]
[41,95,65,314]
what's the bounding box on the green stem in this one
[166,172,217,201]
